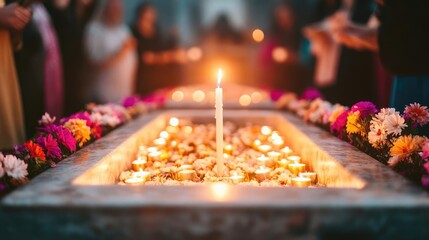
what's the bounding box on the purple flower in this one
[300,88,323,101]
[0,183,5,192]
[40,124,76,152]
[60,112,92,127]
[350,101,378,118]
[142,94,166,106]
[330,110,350,138]
[36,134,62,160]
[122,96,143,108]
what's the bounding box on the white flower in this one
[3,155,28,180]
[100,115,121,127]
[375,108,397,122]
[387,156,401,167]
[384,112,407,135]
[368,119,387,148]
[38,112,56,126]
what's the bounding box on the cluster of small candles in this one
[119,117,319,187]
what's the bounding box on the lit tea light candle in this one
[148,151,162,162]
[281,147,293,158]
[160,131,170,140]
[223,153,230,159]
[153,138,166,148]
[287,155,301,164]
[257,155,270,165]
[299,172,317,184]
[179,164,194,171]
[253,139,262,149]
[291,177,311,187]
[170,140,178,148]
[277,159,289,169]
[146,147,158,153]
[229,173,244,184]
[267,151,281,161]
[288,163,306,176]
[178,169,197,181]
[272,138,284,148]
[258,144,272,153]
[183,126,193,134]
[215,68,224,177]
[132,169,151,180]
[261,126,272,136]
[224,144,233,155]
[132,158,147,171]
[255,166,270,182]
[125,177,145,185]
[169,117,179,127]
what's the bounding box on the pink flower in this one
[36,134,62,160]
[350,101,378,118]
[41,124,77,152]
[38,113,56,126]
[3,155,28,180]
[424,162,429,174]
[404,103,429,127]
[330,110,350,139]
[422,142,429,160]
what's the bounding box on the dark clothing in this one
[333,0,377,106]
[377,0,429,76]
[14,21,45,139]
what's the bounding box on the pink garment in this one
[33,4,64,118]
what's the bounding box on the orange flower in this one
[23,140,46,162]
[63,119,91,147]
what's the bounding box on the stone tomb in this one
[1,110,429,239]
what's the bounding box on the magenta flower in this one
[301,88,323,101]
[424,162,429,174]
[122,96,143,108]
[36,134,62,160]
[422,175,429,189]
[350,101,378,118]
[269,89,286,101]
[41,124,76,152]
[330,110,350,138]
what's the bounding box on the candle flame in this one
[217,68,223,87]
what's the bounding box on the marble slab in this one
[1,110,429,239]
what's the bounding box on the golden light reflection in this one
[160,131,169,139]
[210,182,229,201]
[252,29,265,43]
[272,47,288,63]
[261,126,272,135]
[169,117,179,127]
[187,47,203,61]
[251,92,263,104]
[239,94,252,106]
[192,90,206,102]
[171,91,184,102]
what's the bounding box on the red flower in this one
[23,141,46,163]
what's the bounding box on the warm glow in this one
[251,92,263,104]
[160,131,169,139]
[239,94,252,106]
[184,126,193,134]
[192,90,206,102]
[171,91,184,102]
[187,47,203,61]
[261,126,272,135]
[272,47,288,63]
[217,68,223,87]
[252,29,265,42]
[169,117,179,127]
[210,183,229,201]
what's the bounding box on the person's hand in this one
[0,3,31,31]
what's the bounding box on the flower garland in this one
[276,89,429,189]
[0,96,161,193]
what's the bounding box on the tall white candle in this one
[215,68,224,177]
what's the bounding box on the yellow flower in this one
[346,111,361,134]
[390,135,425,160]
[329,105,346,124]
[63,119,91,147]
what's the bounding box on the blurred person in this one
[14,2,64,139]
[260,2,304,93]
[45,0,98,114]
[84,0,137,103]
[0,1,31,149]
[376,0,429,110]
[207,13,243,45]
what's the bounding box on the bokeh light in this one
[187,47,203,62]
[210,182,229,201]
[192,90,206,102]
[261,126,272,135]
[252,29,265,43]
[169,117,179,127]
[239,94,252,106]
[251,92,263,104]
[272,47,288,63]
[171,91,184,102]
